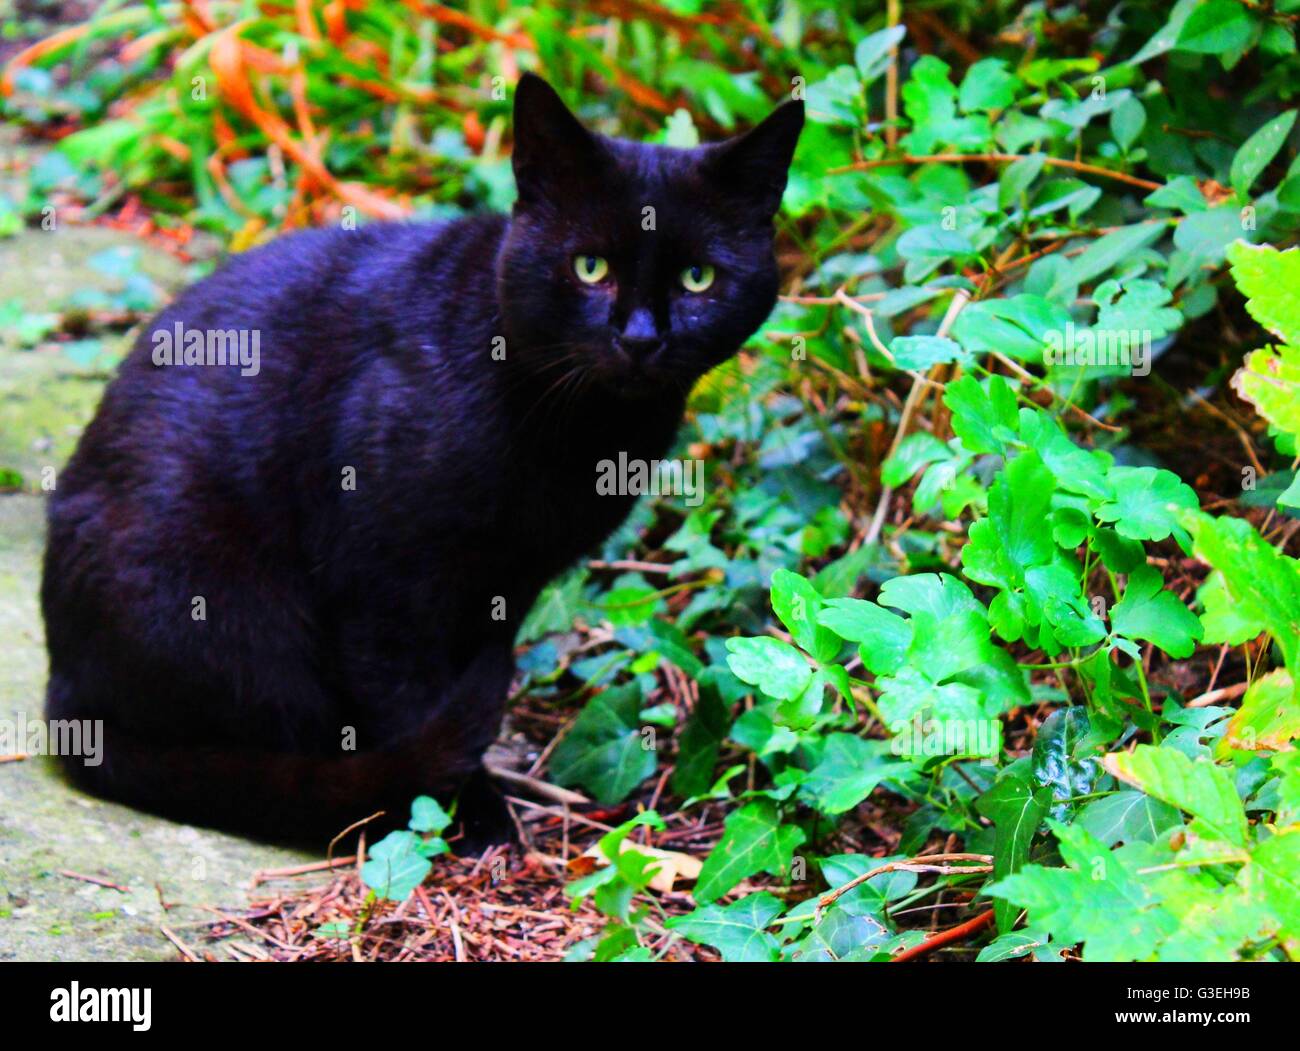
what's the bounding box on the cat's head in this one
[498,73,802,400]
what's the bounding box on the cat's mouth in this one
[590,344,680,397]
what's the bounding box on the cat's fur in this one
[40,74,802,847]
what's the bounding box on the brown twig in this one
[160,924,202,962]
[485,761,589,806]
[587,558,675,575]
[250,856,358,887]
[815,851,993,918]
[327,810,386,868]
[59,870,131,893]
[1186,681,1250,708]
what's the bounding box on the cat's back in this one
[49,214,509,537]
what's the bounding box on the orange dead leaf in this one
[570,840,703,894]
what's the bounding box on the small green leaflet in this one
[889,335,969,370]
[854,24,906,82]
[1230,111,1297,198]
[1052,222,1165,297]
[944,373,1019,455]
[725,636,812,701]
[769,569,841,662]
[1111,564,1204,658]
[361,831,433,902]
[1095,465,1198,550]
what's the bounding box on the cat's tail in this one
[47,651,511,847]
[54,715,483,846]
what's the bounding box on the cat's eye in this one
[680,264,715,293]
[573,254,610,284]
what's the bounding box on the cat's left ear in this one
[705,98,805,220]
[512,73,606,208]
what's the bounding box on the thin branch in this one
[831,152,1162,191]
[815,851,992,919]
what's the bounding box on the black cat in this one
[40,74,802,848]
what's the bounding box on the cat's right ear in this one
[512,74,604,208]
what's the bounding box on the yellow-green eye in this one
[680,264,715,293]
[574,254,609,284]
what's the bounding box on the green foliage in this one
[12,0,1300,962]
[360,797,453,902]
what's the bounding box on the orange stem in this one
[891,910,996,963]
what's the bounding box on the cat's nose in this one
[615,308,664,359]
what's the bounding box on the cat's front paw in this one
[452,767,516,854]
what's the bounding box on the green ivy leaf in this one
[1078,790,1182,846]
[988,821,1179,961]
[666,893,784,962]
[408,796,452,834]
[671,675,731,797]
[1033,707,1102,819]
[360,831,433,902]
[800,734,913,814]
[694,800,805,903]
[1102,744,1248,848]
[548,683,657,805]
[977,774,1053,933]
[1174,0,1254,55]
